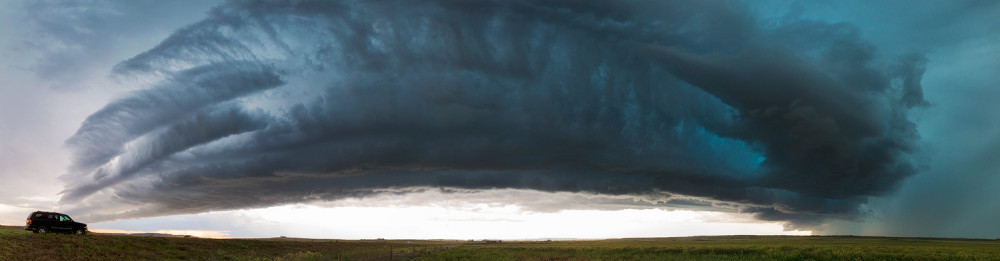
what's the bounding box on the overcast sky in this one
[0,0,998,239]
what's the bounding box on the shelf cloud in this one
[61,0,927,229]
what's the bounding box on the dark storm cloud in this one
[62,0,927,227]
[743,0,1000,238]
[63,63,282,177]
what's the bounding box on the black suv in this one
[25,211,88,235]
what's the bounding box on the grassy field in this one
[3,226,999,260]
[416,236,1000,261]
[0,226,459,260]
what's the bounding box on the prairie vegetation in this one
[3,226,999,260]
[0,226,457,260]
[415,236,1000,261]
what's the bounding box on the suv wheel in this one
[74,229,87,235]
[37,227,48,234]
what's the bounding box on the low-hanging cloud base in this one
[60,0,927,230]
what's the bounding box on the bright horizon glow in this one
[87,229,231,239]
[88,203,811,240]
[6,190,811,239]
[0,203,31,225]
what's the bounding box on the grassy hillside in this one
[4,226,1000,260]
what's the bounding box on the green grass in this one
[0,226,459,260]
[3,226,999,260]
[415,236,1000,261]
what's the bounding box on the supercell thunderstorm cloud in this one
[61,0,927,229]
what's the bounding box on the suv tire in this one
[74,229,87,235]
[37,227,48,234]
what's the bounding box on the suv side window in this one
[47,214,55,220]
[33,213,43,218]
